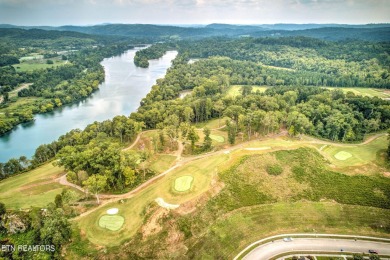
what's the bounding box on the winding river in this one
[0,48,178,162]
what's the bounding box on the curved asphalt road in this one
[244,238,390,259]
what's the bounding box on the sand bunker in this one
[106,208,119,215]
[245,147,271,151]
[155,197,179,209]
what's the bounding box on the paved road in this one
[244,238,390,260]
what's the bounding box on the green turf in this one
[227,85,268,97]
[194,117,229,129]
[98,215,125,231]
[186,202,390,259]
[210,134,225,143]
[320,135,387,167]
[13,59,68,72]
[174,175,194,192]
[334,151,352,160]
[323,87,390,99]
[0,163,81,209]
[148,154,176,174]
[76,134,388,248]
[77,153,228,246]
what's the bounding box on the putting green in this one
[334,151,352,161]
[174,175,194,192]
[210,134,225,143]
[98,215,125,231]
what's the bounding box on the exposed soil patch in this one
[141,207,169,238]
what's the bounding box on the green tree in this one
[226,120,237,145]
[83,175,107,204]
[352,254,364,260]
[369,255,380,260]
[0,202,6,218]
[241,85,253,96]
[40,206,72,254]
[213,100,225,127]
[54,194,63,208]
[203,127,212,150]
[187,127,199,151]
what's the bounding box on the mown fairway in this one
[75,133,390,251]
[77,153,229,246]
[0,163,71,209]
[227,85,268,97]
[323,87,390,99]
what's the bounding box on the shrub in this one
[266,164,283,176]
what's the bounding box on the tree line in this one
[134,43,170,68]
[1,38,389,196]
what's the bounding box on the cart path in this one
[63,132,386,220]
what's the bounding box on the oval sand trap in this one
[334,151,352,160]
[155,197,179,209]
[174,175,194,192]
[99,215,125,231]
[107,208,119,215]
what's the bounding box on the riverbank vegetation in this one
[0,28,141,137]
[0,27,389,259]
[134,43,170,68]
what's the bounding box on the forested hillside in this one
[1,23,389,41]
[2,38,389,182]
[176,37,390,88]
[0,23,390,259]
[0,29,136,136]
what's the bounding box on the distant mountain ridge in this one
[0,23,389,41]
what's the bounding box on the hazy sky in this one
[0,0,389,26]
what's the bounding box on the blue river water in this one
[0,48,177,162]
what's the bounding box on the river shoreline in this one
[0,49,177,162]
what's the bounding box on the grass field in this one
[195,129,228,148]
[185,202,390,259]
[98,215,125,231]
[334,151,352,160]
[0,163,80,209]
[323,87,390,99]
[194,117,229,129]
[77,153,229,246]
[227,85,268,97]
[13,55,69,72]
[9,83,32,98]
[174,176,194,192]
[210,134,225,143]
[148,154,176,174]
[320,135,387,167]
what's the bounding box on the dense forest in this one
[0,29,136,135]
[134,43,170,68]
[1,39,389,186]
[0,26,390,259]
[1,24,389,41]
[175,37,390,88]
